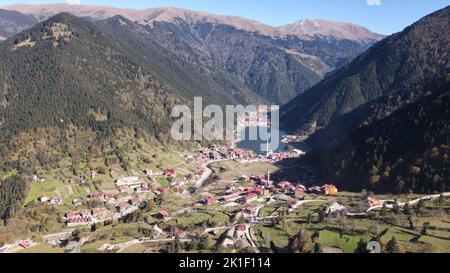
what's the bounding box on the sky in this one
[0,0,449,34]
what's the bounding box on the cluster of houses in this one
[186,142,257,165]
[267,151,301,163]
[242,173,338,197]
[197,171,339,207]
[64,194,147,226]
[186,139,302,166]
[64,208,107,227]
[197,185,269,206]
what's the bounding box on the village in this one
[2,110,450,254]
[29,139,309,228]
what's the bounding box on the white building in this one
[325,202,347,216]
[115,176,142,188]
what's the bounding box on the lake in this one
[236,126,288,154]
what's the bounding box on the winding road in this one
[364,192,450,214]
[195,159,232,188]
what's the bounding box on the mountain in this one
[5,4,384,40]
[0,12,271,151]
[0,13,265,221]
[307,76,450,193]
[0,8,38,38]
[4,4,383,104]
[279,19,385,42]
[281,6,450,134]
[96,15,263,105]
[4,4,285,37]
[0,13,188,142]
[127,17,322,104]
[285,6,450,193]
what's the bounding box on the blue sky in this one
[1,0,449,34]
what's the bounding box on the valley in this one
[2,140,449,254]
[0,2,449,255]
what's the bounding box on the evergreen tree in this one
[421,222,430,236]
[385,237,400,253]
[437,194,445,208]
[403,202,411,215]
[380,202,388,216]
[355,238,369,253]
[408,217,415,230]
[393,199,400,215]
[416,199,425,215]
[288,227,312,253]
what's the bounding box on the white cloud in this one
[367,0,382,6]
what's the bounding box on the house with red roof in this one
[158,210,169,219]
[175,231,187,239]
[296,184,307,192]
[293,189,305,199]
[278,181,293,190]
[242,205,254,215]
[163,169,177,178]
[135,183,150,193]
[65,210,93,227]
[239,193,257,204]
[253,187,270,196]
[204,196,216,205]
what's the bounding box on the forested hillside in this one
[0,13,187,140]
[97,16,264,106]
[281,5,450,134]
[118,18,322,104]
[0,13,193,218]
[308,76,450,193]
[0,9,37,38]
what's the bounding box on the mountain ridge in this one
[279,18,385,42]
[4,3,384,42]
[1,4,384,104]
[281,5,450,134]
